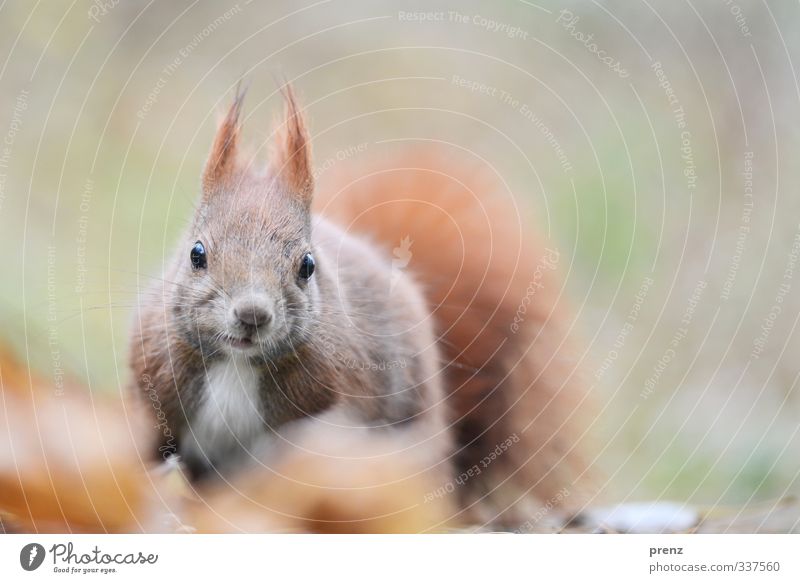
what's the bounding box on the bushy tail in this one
[316,146,595,526]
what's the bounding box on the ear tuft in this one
[202,87,246,194]
[271,84,313,203]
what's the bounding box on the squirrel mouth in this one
[223,334,254,349]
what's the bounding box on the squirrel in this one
[129,85,592,527]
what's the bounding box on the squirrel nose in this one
[233,297,273,328]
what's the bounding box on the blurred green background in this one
[0,0,798,507]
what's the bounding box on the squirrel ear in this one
[202,89,245,195]
[271,84,313,204]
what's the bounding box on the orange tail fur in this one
[315,146,595,525]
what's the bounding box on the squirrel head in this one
[170,85,319,360]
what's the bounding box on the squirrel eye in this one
[190,241,207,270]
[298,252,315,279]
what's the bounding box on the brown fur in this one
[129,86,593,527]
[271,84,314,200]
[129,87,448,480]
[316,149,595,523]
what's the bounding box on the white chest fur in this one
[182,355,265,470]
